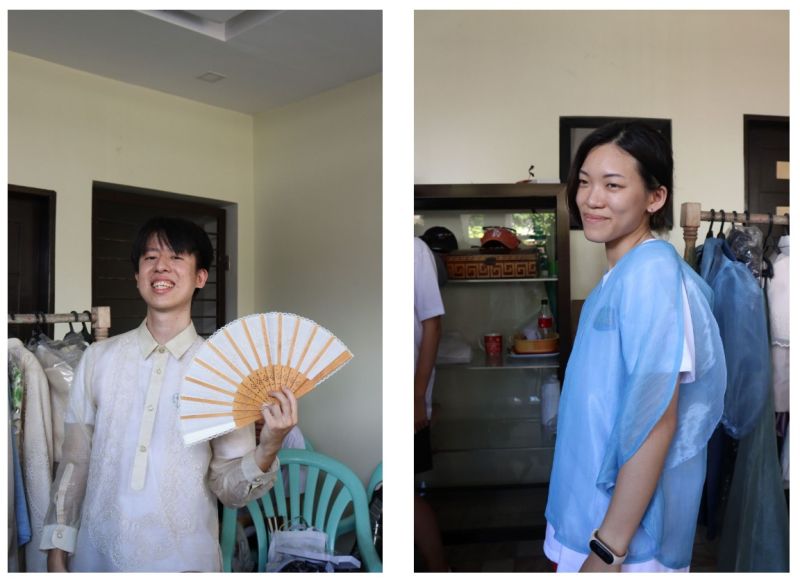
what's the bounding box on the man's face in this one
[134,234,208,315]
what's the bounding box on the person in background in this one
[41,217,298,572]
[544,121,726,572]
[414,236,449,572]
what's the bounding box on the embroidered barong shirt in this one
[39,321,279,572]
[545,240,726,569]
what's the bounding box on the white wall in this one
[8,52,257,315]
[9,53,383,483]
[415,10,789,298]
[253,74,383,482]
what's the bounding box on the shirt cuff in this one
[242,449,280,484]
[40,524,78,553]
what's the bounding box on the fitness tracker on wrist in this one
[588,529,628,565]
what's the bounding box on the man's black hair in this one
[130,217,214,273]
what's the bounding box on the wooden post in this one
[680,202,701,263]
[92,306,112,341]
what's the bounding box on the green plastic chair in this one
[220,449,382,572]
[337,461,382,537]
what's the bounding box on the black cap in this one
[421,226,458,253]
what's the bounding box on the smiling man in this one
[41,217,298,572]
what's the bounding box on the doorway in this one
[744,115,789,243]
[92,183,230,338]
[8,185,56,341]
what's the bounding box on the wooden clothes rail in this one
[8,306,111,341]
[680,202,789,264]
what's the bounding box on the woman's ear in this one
[647,186,668,214]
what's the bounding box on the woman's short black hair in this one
[130,217,214,273]
[566,120,673,232]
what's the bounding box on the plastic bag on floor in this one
[266,522,361,572]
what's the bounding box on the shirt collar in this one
[137,320,199,359]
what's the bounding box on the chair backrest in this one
[367,461,382,498]
[220,449,382,572]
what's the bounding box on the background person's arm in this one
[415,315,441,432]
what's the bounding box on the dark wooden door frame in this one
[8,184,57,339]
[743,114,790,208]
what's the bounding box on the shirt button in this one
[139,445,147,452]
[158,346,166,354]
[147,404,154,412]
[156,368,162,375]
[56,531,63,539]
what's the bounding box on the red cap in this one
[480,226,520,250]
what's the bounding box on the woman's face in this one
[576,143,664,252]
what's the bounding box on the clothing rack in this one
[680,202,789,265]
[8,306,111,341]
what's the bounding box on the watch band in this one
[588,529,628,565]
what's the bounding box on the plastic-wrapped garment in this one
[717,390,789,571]
[766,236,789,412]
[31,333,88,369]
[699,238,770,438]
[545,241,726,569]
[33,339,85,466]
[726,226,763,279]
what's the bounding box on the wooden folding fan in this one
[179,312,353,445]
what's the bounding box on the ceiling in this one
[8,10,382,115]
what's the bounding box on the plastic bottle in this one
[538,250,550,278]
[537,299,554,338]
[541,371,560,434]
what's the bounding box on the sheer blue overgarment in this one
[699,237,770,439]
[545,240,726,569]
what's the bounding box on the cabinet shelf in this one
[447,277,558,284]
[439,354,559,371]
[434,445,554,453]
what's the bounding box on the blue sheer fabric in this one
[698,237,770,439]
[545,240,726,569]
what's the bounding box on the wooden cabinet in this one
[415,183,571,488]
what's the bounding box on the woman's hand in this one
[579,552,622,573]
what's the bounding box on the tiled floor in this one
[418,486,720,572]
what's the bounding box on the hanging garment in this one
[33,338,85,467]
[545,240,726,569]
[8,338,55,572]
[726,226,763,279]
[699,425,737,540]
[765,235,789,413]
[8,419,20,572]
[8,356,30,571]
[716,390,789,571]
[780,421,789,489]
[8,356,32,571]
[699,237,770,439]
